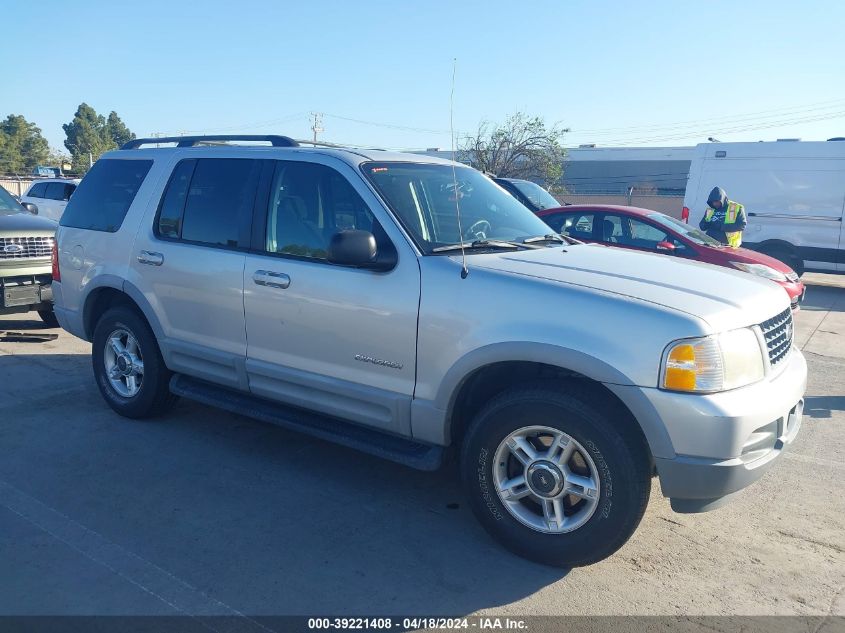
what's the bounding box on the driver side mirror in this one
[327,230,396,271]
[21,202,38,215]
[656,240,676,252]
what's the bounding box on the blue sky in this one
[4,0,845,152]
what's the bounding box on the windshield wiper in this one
[432,239,537,253]
[522,233,572,244]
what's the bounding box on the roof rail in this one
[121,135,300,149]
[294,139,386,150]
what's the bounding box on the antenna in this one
[449,58,469,279]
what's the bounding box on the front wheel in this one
[92,306,176,418]
[761,246,804,277]
[461,385,651,567]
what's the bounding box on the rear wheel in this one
[461,385,651,567]
[92,306,176,418]
[38,308,60,328]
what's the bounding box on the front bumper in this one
[656,398,803,512]
[613,348,807,513]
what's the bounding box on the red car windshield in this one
[648,213,723,247]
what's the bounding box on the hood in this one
[467,244,789,332]
[707,245,798,274]
[0,212,58,236]
[707,186,727,207]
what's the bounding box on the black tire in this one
[37,308,60,328]
[92,306,176,419]
[461,384,651,567]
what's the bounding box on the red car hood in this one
[702,244,795,273]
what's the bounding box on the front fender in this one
[435,341,634,412]
[411,341,675,459]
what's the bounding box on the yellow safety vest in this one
[704,201,744,247]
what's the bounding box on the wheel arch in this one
[429,343,671,461]
[82,280,164,343]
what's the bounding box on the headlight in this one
[661,328,765,393]
[731,262,788,282]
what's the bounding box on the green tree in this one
[106,111,135,147]
[0,114,50,174]
[461,113,569,192]
[63,103,135,174]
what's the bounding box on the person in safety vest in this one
[699,187,747,247]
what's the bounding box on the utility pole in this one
[310,112,324,144]
[150,131,166,149]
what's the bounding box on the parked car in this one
[0,185,59,326]
[492,177,563,212]
[53,135,806,567]
[538,204,805,310]
[21,178,81,221]
[683,140,845,275]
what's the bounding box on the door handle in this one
[253,270,290,289]
[137,250,164,266]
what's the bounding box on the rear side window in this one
[156,158,260,248]
[28,182,48,198]
[45,182,73,201]
[60,160,153,232]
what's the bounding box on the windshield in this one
[509,180,560,210]
[648,212,722,247]
[0,185,25,217]
[363,163,557,254]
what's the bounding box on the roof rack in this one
[294,139,386,150]
[121,135,300,149]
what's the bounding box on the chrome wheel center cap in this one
[116,353,133,376]
[526,461,564,498]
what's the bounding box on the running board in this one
[170,374,444,471]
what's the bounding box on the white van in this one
[683,140,845,274]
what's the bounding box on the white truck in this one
[683,140,845,275]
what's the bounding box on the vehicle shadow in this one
[0,316,60,342]
[803,395,845,419]
[0,353,570,617]
[800,281,845,313]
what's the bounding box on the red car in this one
[537,205,805,310]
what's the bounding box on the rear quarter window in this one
[60,159,153,232]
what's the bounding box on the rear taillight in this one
[51,241,60,282]
[681,206,690,223]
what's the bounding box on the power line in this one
[322,113,451,135]
[571,98,845,137]
[170,112,309,136]
[603,109,845,146]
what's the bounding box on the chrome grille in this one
[760,307,793,367]
[0,236,54,260]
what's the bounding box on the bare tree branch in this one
[459,113,568,191]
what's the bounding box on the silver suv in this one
[53,135,806,567]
